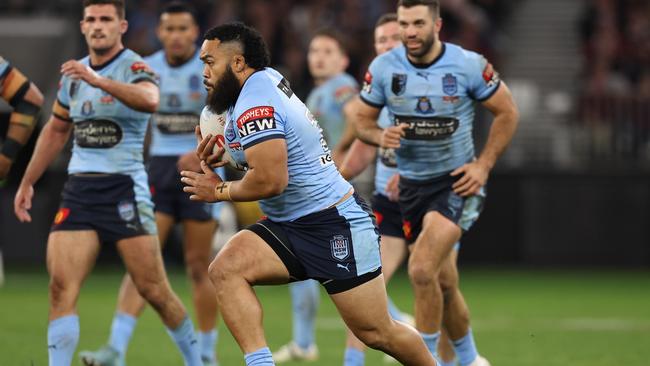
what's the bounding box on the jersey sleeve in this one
[333,76,358,107]
[53,76,72,122]
[124,57,158,85]
[235,88,286,150]
[466,53,501,101]
[359,56,387,108]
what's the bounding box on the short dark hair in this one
[204,22,270,71]
[311,28,348,55]
[375,13,398,28]
[161,1,197,23]
[397,0,440,18]
[82,0,125,19]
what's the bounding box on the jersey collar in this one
[406,42,446,69]
[90,48,127,71]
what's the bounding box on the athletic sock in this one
[453,329,479,366]
[198,329,218,363]
[290,280,320,349]
[108,312,137,357]
[245,347,274,365]
[48,315,80,366]
[166,316,202,366]
[343,347,365,366]
[420,331,441,357]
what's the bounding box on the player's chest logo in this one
[442,73,458,96]
[167,93,182,108]
[81,100,95,116]
[415,97,435,114]
[391,73,407,96]
[330,235,350,261]
[189,75,202,100]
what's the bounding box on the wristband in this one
[214,181,232,201]
[1,137,22,161]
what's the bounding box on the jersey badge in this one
[442,73,458,95]
[81,100,94,116]
[391,73,407,96]
[415,97,435,114]
[330,235,350,261]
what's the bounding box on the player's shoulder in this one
[0,55,6,66]
[374,45,407,67]
[443,42,485,66]
[332,72,358,88]
[143,49,164,66]
[239,68,285,104]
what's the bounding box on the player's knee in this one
[408,261,438,287]
[438,271,458,295]
[135,278,168,306]
[354,325,390,351]
[185,255,210,284]
[49,275,72,305]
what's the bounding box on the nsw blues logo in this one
[330,235,350,261]
[442,73,458,95]
[391,73,407,96]
[117,201,135,222]
[167,93,182,108]
[415,97,435,114]
[81,100,94,116]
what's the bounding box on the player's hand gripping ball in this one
[198,107,245,170]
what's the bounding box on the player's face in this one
[397,5,442,58]
[200,40,241,113]
[308,36,348,81]
[158,12,198,59]
[80,5,127,55]
[374,21,401,55]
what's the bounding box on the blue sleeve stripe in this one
[474,80,501,102]
[360,95,384,109]
[242,133,285,149]
[131,77,158,85]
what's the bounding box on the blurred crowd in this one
[577,0,650,162]
[2,0,512,98]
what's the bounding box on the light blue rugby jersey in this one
[145,49,206,156]
[374,108,397,197]
[360,43,501,180]
[56,48,157,176]
[223,68,352,222]
[305,73,357,147]
[0,57,10,86]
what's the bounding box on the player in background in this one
[339,12,468,366]
[350,0,519,365]
[13,1,202,365]
[181,22,439,366]
[79,3,222,366]
[272,28,359,363]
[0,56,43,181]
[0,56,43,287]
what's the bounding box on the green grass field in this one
[1,267,649,366]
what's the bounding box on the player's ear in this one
[120,19,128,35]
[341,55,350,72]
[434,17,443,33]
[232,55,246,73]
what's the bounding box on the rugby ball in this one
[199,107,246,171]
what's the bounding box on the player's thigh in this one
[155,211,176,248]
[329,274,391,333]
[211,229,290,285]
[116,234,166,285]
[380,235,407,281]
[182,218,217,260]
[413,211,462,268]
[47,230,101,288]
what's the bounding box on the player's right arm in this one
[14,81,74,223]
[339,139,376,180]
[355,59,407,148]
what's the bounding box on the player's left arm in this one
[60,60,159,113]
[0,65,44,179]
[181,138,288,202]
[451,82,519,196]
[332,97,358,166]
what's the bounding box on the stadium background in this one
[0,0,649,365]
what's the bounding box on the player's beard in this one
[405,33,435,58]
[207,65,241,114]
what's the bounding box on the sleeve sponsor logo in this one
[482,61,500,88]
[236,106,277,137]
[362,71,373,94]
[334,85,357,104]
[130,61,156,77]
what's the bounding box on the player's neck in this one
[89,43,125,67]
[165,46,196,67]
[407,39,442,66]
[313,73,339,87]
